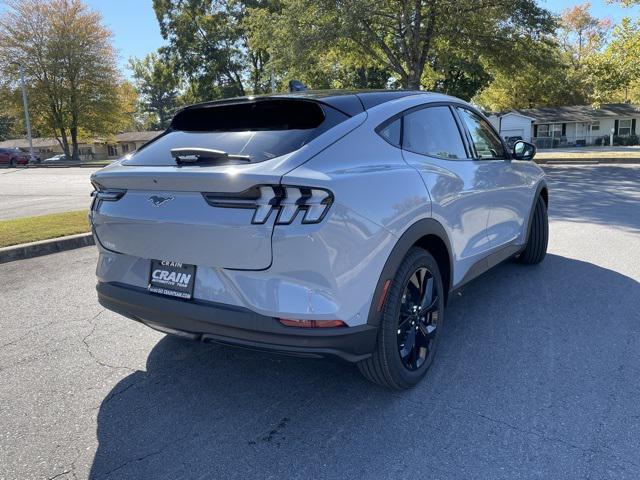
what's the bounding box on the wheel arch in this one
[540,185,548,207]
[367,218,453,327]
[523,180,549,246]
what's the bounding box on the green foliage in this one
[152,0,278,101]
[129,53,182,129]
[246,0,557,97]
[474,43,588,110]
[0,0,127,159]
[586,18,640,104]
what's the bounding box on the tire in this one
[518,195,548,265]
[358,247,444,389]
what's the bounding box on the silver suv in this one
[91,91,548,389]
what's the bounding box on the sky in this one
[12,0,640,78]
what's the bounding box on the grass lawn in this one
[0,210,90,248]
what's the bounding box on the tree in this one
[560,2,611,68]
[129,53,182,129]
[0,0,123,160]
[247,0,556,94]
[474,60,585,111]
[152,0,279,101]
[0,86,21,141]
[586,18,640,103]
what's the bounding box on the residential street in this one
[0,168,99,219]
[0,165,639,479]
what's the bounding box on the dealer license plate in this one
[148,260,196,299]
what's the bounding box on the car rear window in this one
[122,99,349,166]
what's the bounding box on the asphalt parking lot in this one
[1,165,639,479]
[0,168,99,219]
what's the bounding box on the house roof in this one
[115,131,164,142]
[513,103,640,124]
[500,112,535,121]
[0,137,60,149]
[0,131,164,149]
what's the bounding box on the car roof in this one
[180,89,431,117]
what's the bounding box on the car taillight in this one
[278,318,347,328]
[203,185,333,225]
[90,182,126,208]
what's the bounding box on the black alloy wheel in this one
[358,247,444,389]
[397,267,439,371]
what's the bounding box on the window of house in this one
[107,145,118,157]
[402,106,467,159]
[122,143,130,154]
[79,147,92,156]
[552,124,562,137]
[619,119,632,136]
[591,121,600,132]
[456,107,505,159]
[537,125,550,137]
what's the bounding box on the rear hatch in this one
[90,98,349,270]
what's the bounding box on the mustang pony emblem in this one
[148,195,175,207]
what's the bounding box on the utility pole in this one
[18,63,34,160]
[270,66,276,93]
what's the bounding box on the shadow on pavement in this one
[543,165,640,232]
[89,253,640,479]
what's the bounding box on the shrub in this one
[613,135,625,146]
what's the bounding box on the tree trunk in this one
[159,106,167,129]
[58,127,71,159]
[70,126,80,162]
[406,70,422,90]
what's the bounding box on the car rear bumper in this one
[97,282,378,363]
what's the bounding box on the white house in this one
[487,112,534,143]
[515,103,639,148]
[489,103,640,148]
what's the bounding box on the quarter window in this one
[457,108,506,159]
[402,106,467,160]
[378,118,401,147]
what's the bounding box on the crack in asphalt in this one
[444,403,640,470]
[96,427,195,479]
[0,319,59,350]
[392,391,640,470]
[81,309,136,372]
[100,376,142,408]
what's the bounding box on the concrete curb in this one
[0,233,94,264]
[9,163,109,168]
[536,158,640,165]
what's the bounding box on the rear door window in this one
[402,106,467,159]
[123,99,349,166]
[456,108,506,159]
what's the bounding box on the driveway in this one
[0,165,639,479]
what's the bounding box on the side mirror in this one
[512,140,536,161]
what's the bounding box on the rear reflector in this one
[376,279,391,312]
[278,319,347,328]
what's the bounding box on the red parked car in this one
[0,147,30,166]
